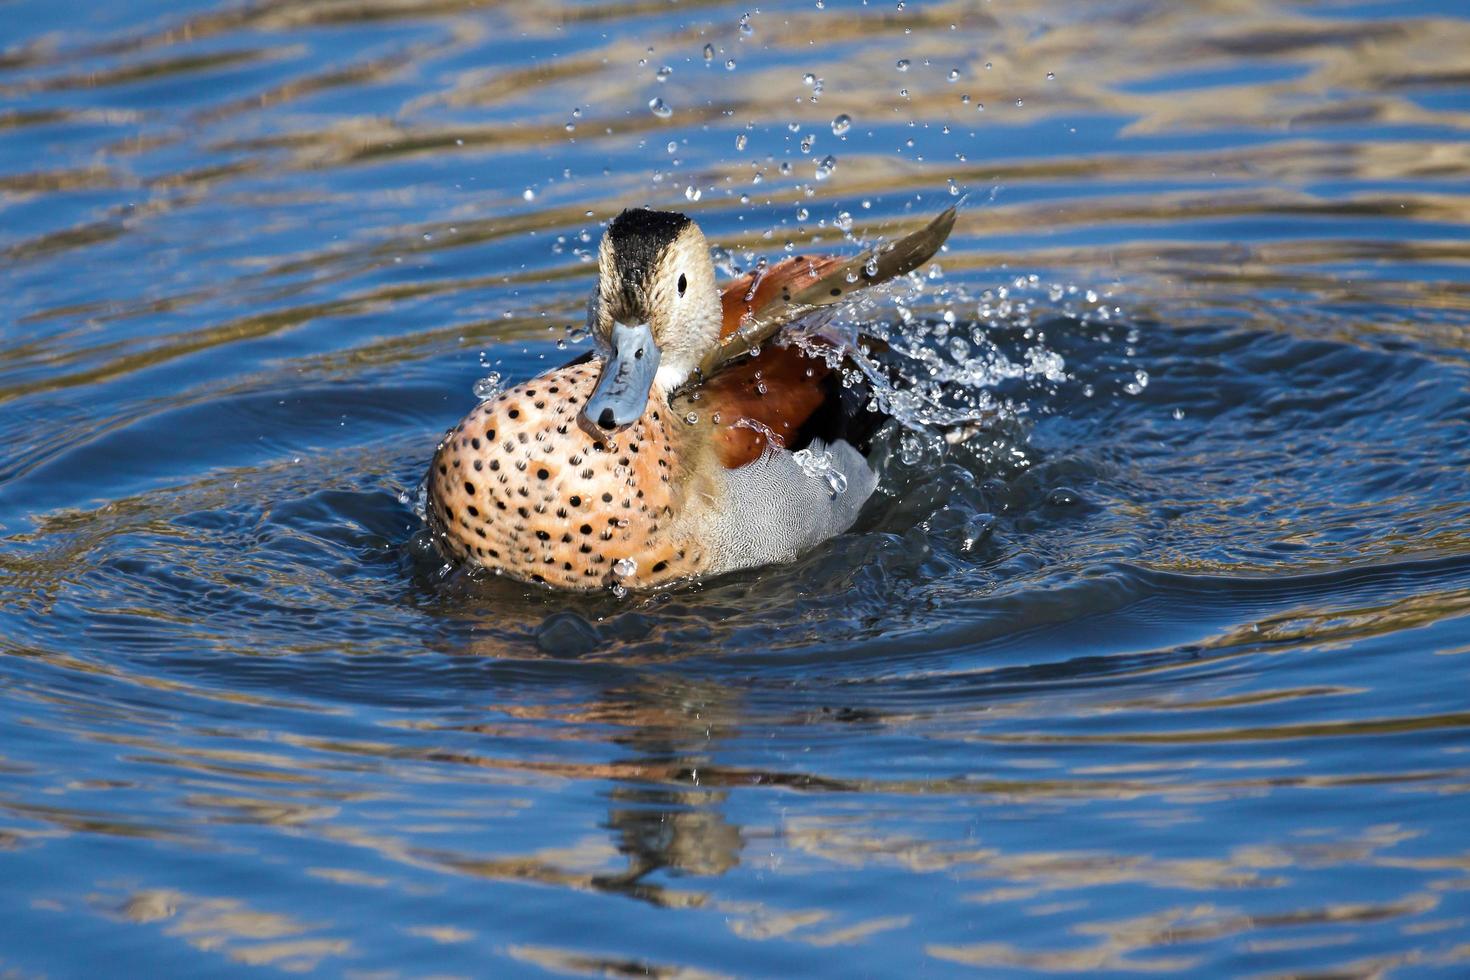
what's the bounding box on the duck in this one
[425,202,957,590]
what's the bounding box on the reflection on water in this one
[2,0,1470,974]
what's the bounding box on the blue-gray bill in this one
[580,321,662,433]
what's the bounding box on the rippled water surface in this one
[4,0,1470,974]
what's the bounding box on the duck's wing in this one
[700,202,958,378]
[691,342,836,468]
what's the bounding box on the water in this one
[3,0,1470,974]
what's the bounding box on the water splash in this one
[793,446,849,498]
[473,372,503,401]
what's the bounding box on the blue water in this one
[3,0,1470,975]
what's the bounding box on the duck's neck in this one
[654,358,697,394]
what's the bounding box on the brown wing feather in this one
[702,203,958,377]
[697,203,960,469]
[694,342,834,469]
[720,254,848,341]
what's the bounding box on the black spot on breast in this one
[652,560,668,573]
[464,481,476,495]
[537,468,549,480]
[508,409,520,419]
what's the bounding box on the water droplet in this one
[473,372,503,401]
[685,412,699,424]
[648,97,672,118]
[1015,98,1024,108]
[703,43,714,60]
[1046,71,1056,80]
[725,58,737,71]
[738,12,754,36]
[735,132,748,151]
[656,65,673,82]
[803,72,817,86]
[799,134,814,154]
[831,113,852,136]
[522,187,535,201]
[947,68,960,82]
[895,59,910,72]
[814,154,836,180]
[835,210,853,231]
[960,514,996,552]
[684,185,702,201]
[613,557,637,578]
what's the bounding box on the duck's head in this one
[579,208,722,435]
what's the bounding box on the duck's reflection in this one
[591,676,747,889]
[435,609,753,901]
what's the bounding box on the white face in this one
[589,213,723,394]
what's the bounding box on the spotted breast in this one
[425,360,708,589]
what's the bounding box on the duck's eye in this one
[677,273,687,296]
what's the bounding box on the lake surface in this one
[3,0,1470,975]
